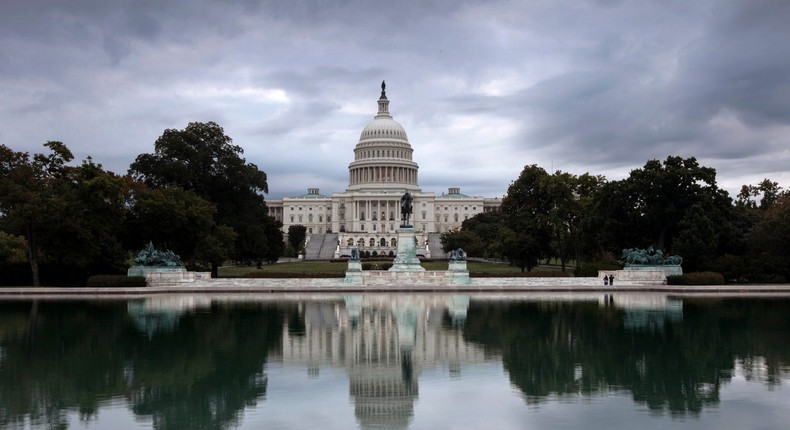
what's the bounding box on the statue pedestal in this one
[127,266,186,277]
[447,260,471,284]
[389,227,425,272]
[344,260,364,284]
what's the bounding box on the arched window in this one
[391,238,397,247]
[369,238,375,247]
[347,239,354,246]
[380,238,387,246]
[357,239,365,247]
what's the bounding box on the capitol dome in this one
[347,82,420,192]
[359,115,408,141]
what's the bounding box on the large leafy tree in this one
[541,171,605,272]
[736,179,786,210]
[497,164,553,271]
[0,142,72,285]
[1,143,128,285]
[439,229,485,257]
[286,225,307,257]
[129,122,283,270]
[593,156,733,256]
[124,185,218,265]
[749,194,790,257]
[45,157,128,276]
[461,211,504,257]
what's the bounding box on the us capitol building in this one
[266,82,501,259]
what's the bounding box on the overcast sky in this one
[2,0,789,199]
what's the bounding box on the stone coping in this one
[2,282,790,297]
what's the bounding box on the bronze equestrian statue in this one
[400,191,413,227]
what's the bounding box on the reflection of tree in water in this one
[126,303,287,429]
[462,298,790,416]
[0,301,131,429]
[0,300,291,430]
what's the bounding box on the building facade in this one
[267,83,500,258]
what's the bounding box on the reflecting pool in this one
[2,293,790,429]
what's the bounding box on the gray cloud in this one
[2,0,789,199]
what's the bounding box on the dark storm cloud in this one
[2,0,789,197]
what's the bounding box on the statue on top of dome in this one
[381,80,386,98]
[400,191,413,227]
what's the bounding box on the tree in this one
[287,225,307,257]
[0,231,27,263]
[494,227,543,272]
[749,194,790,256]
[461,211,504,257]
[592,156,730,257]
[497,165,553,271]
[439,229,484,257]
[124,185,218,266]
[0,142,73,286]
[1,143,129,284]
[48,157,128,276]
[129,122,283,272]
[672,204,718,271]
[737,179,786,210]
[541,171,605,272]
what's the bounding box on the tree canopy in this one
[129,122,283,268]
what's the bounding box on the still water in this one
[1,293,789,430]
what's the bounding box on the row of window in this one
[290,206,331,211]
[437,206,476,212]
[356,148,409,160]
[290,214,332,223]
[436,213,469,223]
[346,238,398,247]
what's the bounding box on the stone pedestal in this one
[344,260,364,284]
[447,260,471,285]
[127,266,186,277]
[599,266,683,285]
[389,227,425,272]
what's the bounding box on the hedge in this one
[242,272,345,278]
[86,275,147,287]
[362,262,393,270]
[470,270,573,278]
[666,272,725,285]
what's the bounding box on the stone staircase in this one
[303,233,338,260]
[427,233,447,259]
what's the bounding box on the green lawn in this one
[218,259,569,277]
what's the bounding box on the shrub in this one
[666,272,725,285]
[242,272,345,278]
[705,255,790,284]
[471,271,572,278]
[86,275,147,287]
[574,261,623,277]
[362,262,393,270]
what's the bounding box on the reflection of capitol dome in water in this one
[276,294,488,429]
[349,316,417,430]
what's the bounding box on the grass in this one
[218,259,570,277]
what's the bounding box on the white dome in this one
[360,118,408,141]
[346,82,420,192]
